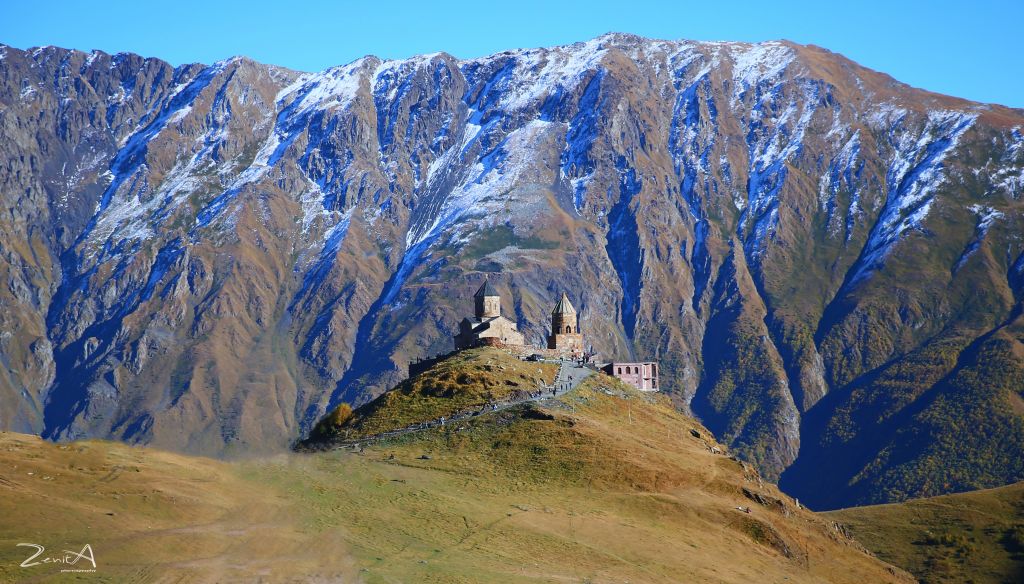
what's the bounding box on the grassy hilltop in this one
[306,348,559,441]
[1,348,912,583]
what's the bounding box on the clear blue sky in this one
[2,0,1021,108]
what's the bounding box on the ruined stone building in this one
[547,292,583,356]
[453,281,525,349]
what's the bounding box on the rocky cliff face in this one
[1,35,1022,507]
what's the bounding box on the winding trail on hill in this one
[326,359,596,449]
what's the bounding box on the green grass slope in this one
[828,482,1024,584]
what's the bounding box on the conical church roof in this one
[551,292,576,315]
[474,280,499,298]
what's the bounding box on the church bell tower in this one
[547,292,583,355]
[474,280,501,319]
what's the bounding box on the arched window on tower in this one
[617,367,622,374]
[625,366,632,374]
[565,325,572,333]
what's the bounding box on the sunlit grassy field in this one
[828,482,1024,584]
[0,350,913,583]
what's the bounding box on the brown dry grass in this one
[252,374,913,583]
[0,356,913,583]
[0,432,358,583]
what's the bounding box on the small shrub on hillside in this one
[326,403,355,427]
[1003,524,1024,554]
[308,403,355,441]
[922,530,975,556]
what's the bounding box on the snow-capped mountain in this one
[1,34,1022,508]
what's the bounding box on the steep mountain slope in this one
[0,35,1022,507]
[828,481,1024,583]
[0,350,914,582]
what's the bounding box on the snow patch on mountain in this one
[1009,127,1023,157]
[465,37,607,112]
[297,207,355,296]
[95,64,273,244]
[866,102,908,128]
[819,130,865,240]
[724,42,796,106]
[82,50,100,69]
[954,204,1004,271]
[969,204,1004,234]
[413,119,556,249]
[426,119,481,188]
[386,119,560,306]
[85,63,227,250]
[987,127,1024,197]
[299,182,335,233]
[559,70,606,214]
[850,109,978,283]
[741,80,820,255]
[193,60,378,232]
[283,59,367,119]
[667,61,718,283]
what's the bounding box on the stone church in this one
[453,281,526,349]
[547,292,583,356]
[443,280,660,392]
[452,282,586,357]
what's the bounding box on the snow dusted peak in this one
[81,49,104,69]
[29,45,57,57]
[278,57,377,117]
[24,45,64,66]
[583,32,679,56]
[374,52,445,77]
[383,51,451,69]
[723,41,796,101]
[462,36,608,112]
[591,31,650,45]
[372,51,456,98]
[212,55,246,68]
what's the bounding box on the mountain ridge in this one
[0,32,1022,509]
[8,33,1020,116]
